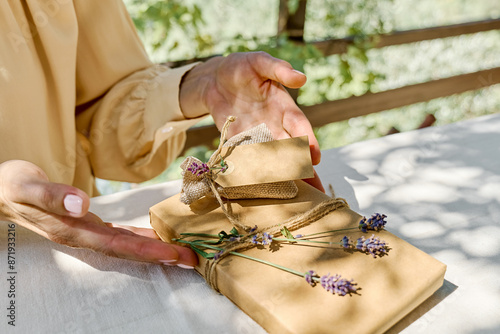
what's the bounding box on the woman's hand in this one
[0,160,197,268]
[180,51,324,192]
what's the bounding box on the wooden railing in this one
[179,1,500,152]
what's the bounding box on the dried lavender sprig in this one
[179,212,388,245]
[359,213,387,232]
[319,273,358,296]
[271,236,389,258]
[177,232,386,258]
[178,232,346,248]
[187,156,229,177]
[187,162,210,176]
[228,251,358,296]
[304,271,357,296]
[340,234,388,257]
[355,234,388,258]
[294,213,388,240]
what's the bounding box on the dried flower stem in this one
[273,237,343,245]
[174,239,306,277]
[178,238,358,296]
[228,251,306,278]
[295,227,359,239]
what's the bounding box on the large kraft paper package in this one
[150,180,446,334]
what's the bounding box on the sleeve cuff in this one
[145,62,203,125]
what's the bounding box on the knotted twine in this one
[178,117,350,292]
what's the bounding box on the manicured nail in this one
[64,194,83,215]
[159,259,176,266]
[292,69,305,75]
[177,264,194,269]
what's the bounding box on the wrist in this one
[179,56,223,119]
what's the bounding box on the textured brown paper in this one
[215,136,314,187]
[150,181,446,334]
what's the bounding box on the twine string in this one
[207,179,250,232]
[202,116,252,232]
[207,115,235,166]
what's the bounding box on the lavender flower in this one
[250,232,273,245]
[304,270,319,286]
[358,218,369,232]
[368,213,387,230]
[262,232,273,245]
[355,234,387,258]
[320,273,357,296]
[249,225,258,233]
[215,155,228,173]
[359,213,387,232]
[341,236,352,248]
[213,250,224,260]
[295,234,304,239]
[355,237,365,250]
[187,162,210,176]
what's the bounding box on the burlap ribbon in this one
[180,117,298,230]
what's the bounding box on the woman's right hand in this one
[0,160,197,268]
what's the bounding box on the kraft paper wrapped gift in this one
[150,120,446,333]
[150,179,447,334]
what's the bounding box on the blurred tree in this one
[125,0,390,95]
[125,0,215,61]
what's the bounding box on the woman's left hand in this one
[180,51,324,192]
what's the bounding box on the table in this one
[1,113,499,333]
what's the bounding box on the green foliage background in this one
[97,0,500,194]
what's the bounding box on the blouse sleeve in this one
[74,0,204,182]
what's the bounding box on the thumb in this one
[248,52,307,89]
[1,160,90,218]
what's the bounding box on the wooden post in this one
[277,0,289,36]
[278,0,307,40]
[284,0,307,41]
[278,0,308,101]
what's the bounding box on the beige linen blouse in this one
[0,0,203,196]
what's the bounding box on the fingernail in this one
[292,69,305,75]
[177,264,195,270]
[159,259,176,266]
[64,194,83,215]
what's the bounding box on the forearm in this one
[77,64,203,182]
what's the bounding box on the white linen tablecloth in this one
[1,113,499,333]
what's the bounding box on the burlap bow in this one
[180,117,298,206]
